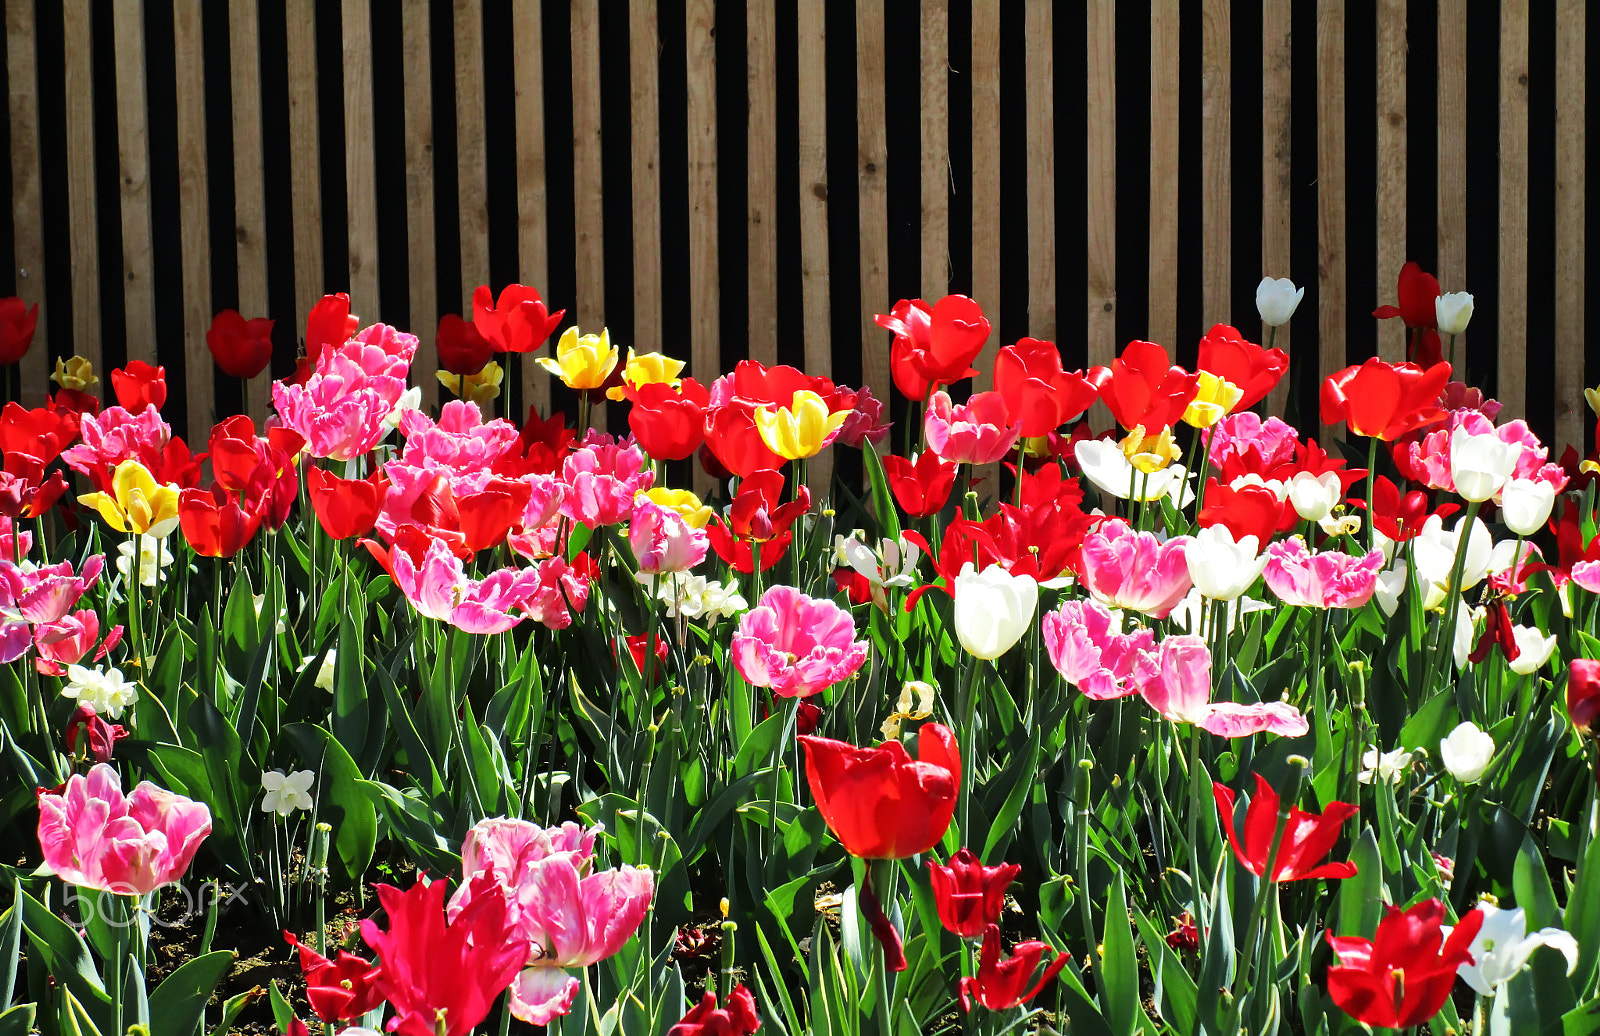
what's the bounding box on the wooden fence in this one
[1,0,1593,460]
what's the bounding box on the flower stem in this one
[1425,499,1483,693]
[1225,756,1308,1035]
[1366,435,1381,553]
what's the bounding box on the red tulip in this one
[472,282,565,354]
[1196,324,1288,410]
[0,297,39,365]
[798,722,961,860]
[63,703,126,764]
[206,309,276,379]
[519,406,575,474]
[881,451,958,518]
[1569,659,1600,736]
[624,632,670,682]
[669,985,761,1036]
[1349,475,1458,543]
[110,360,167,412]
[928,848,1020,939]
[628,378,710,462]
[1372,260,1441,329]
[208,416,303,532]
[993,337,1109,436]
[1103,340,1200,432]
[435,313,494,376]
[1197,479,1291,547]
[284,931,385,1023]
[0,402,77,468]
[875,295,991,400]
[706,471,808,573]
[958,924,1069,1013]
[703,403,785,478]
[1320,357,1452,441]
[178,485,263,558]
[305,293,357,367]
[1213,773,1358,882]
[1326,899,1483,1030]
[305,466,387,541]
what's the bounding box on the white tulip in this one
[1169,587,1272,635]
[1186,524,1268,602]
[1435,292,1474,335]
[1507,625,1558,675]
[1439,721,1494,782]
[1374,561,1408,617]
[1498,477,1556,537]
[1453,602,1479,670]
[1230,472,1289,502]
[1451,902,1577,996]
[1412,513,1494,594]
[952,563,1038,660]
[1074,439,1194,505]
[1450,428,1521,503]
[1288,471,1343,522]
[1256,276,1304,326]
[260,769,316,815]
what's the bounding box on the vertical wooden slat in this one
[970,0,1000,386]
[1554,0,1586,450]
[571,0,604,336]
[857,0,888,403]
[919,0,947,301]
[1436,2,1467,292]
[1261,0,1292,416]
[62,0,99,371]
[115,1,155,367]
[174,0,213,436]
[343,0,377,315]
[686,0,718,493]
[1147,0,1179,347]
[1025,1,1054,341]
[798,0,828,491]
[1200,0,1229,329]
[455,0,488,312]
[286,0,322,336]
[513,0,548,418]
[7,0,48,404]
[1316,0,1345,442]
[746,0,776,364]
[1497,0,1529,418]
[402,0,437,411]
[228,0,268,419]
[1085,2,1116,371]
[630,0,660,356]
[1375,0,1406,363]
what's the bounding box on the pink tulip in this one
[1262,537,1385,609]
[628,499,708,575]
[518,554,594,630]
[36,763,212,895]
[924,390,1022,465]
[395,399,523,470]
[62,405,174,487]
[337,322,419,380]
[1041,599,1157,700]
[1202,412,1300,472]
[391,537,545,634]
[0,555,104,624]
[731,585,870,698]
[1078,519,1194,619]
[272,365,405,462]
[1133,635,1308,738]
[559,434,654,527]
[34,608,123,675]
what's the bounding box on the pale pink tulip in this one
[731,585,869,698]
[923,390,1022,465]
[1078,519,1193,619]
[0,555,104,624]
[1135,635,1308,738]
[559,434,654,527]
[36,763,212,895]
[1041,599,1156,700]
[1262,538,1385,609]
[34,608,123,675]
[391,537,544,634]
[628,499,708,575]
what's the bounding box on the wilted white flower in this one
[1256,276,1304,326]
[116,536,173,588]
[1435,292,1474,335]
[260,769,316,815]
[61,664,139,719]
[252,594,288,635]
[1439,721,1494,783]
[881,680,937,739]
[1358,746,1415,785]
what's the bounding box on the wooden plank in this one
[342,0,377,316]
[1316,0,1345,443]
[174,0,213,436]
[285,0,323,340]
[1498,0,1529,418]
[746,0,776,364]
[1147,0,1179,347]
[402,0,437,411]
[1025,1,1054,341]
[1554,0,1586,451]
[571,0,604,337]
[858,0,888,400]
[115,0,155,367]
[1085,2,1116,371]
[513,0,548,419]
[228,0,269,419]
[970,0,999,387]
[1261,0,1292,416]
[7,0,48,404]
[797,0,828,491]
[686,0,718,493]
[629,0,660,356]
[62,0,99,372]
[1200,0,1229,329]
[1436,1,1466,291]
[455,0,488,312]
[1375,0,1406,363]
[920,0,947,300]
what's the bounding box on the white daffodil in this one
[117,535,173,588]
[1358,746,1415,785]
[61,664,139,719]
[260,769,316,815]
[656,574,748,621]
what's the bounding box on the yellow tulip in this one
[52,355,99,392]
[606,350,686,401]
[754,390,849,461]
[1182,371,1245,428]
[640,487,713,529]
[78,460,180,537]
[1120,424,1181,474]
[536,326,620,391]
[1585,385,1600,418]
[437,360,504,406]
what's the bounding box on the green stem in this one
[1225,757,1308,1035]
[1366,435,1381,553]
[1425,500,1483,693]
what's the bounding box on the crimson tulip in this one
[798,722,961,860]
[435,312,493,376]
[1213,773,1358,882]
[875,295,991,400]
[928,848,1020,939]
[1197,479,1291,547]
[881,451,958,518]
[1196,324,1288,410]
[993,337,1109,436]
[284,931,385,1023]
[304,293,357,367]
[1349,475,1457,542]
[1326,899,1483,1030]
[63,703,126,764]
[1373,260,1441,329]
[1103,340,1200,432]
[519,406,576,474]
[1569,660,1600,736]
[306,466,387,541]
[0,469,67,521]
[206,309,276,379]
[628,378,710,461]
[1319,357,1451,441]
[472,282,564,354]
[668,985,761,1036]
[109,360,166,412]
[208,416,303,532]
[178,485,263,558]
[0,297,39,365]
[1469,600,1520,665]
[958,924,1069,1012]
[706,472,807,573]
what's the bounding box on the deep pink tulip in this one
[1041,599,1156,700]
[34,608,123,675]
[1262,538,1385,609]
[923,390,1022,465]
[1134,635,1308,738]
[1078,519,1193,619]
[558,434,655,527]
[517,554,595,630]
[0,554,104,625]
[629,499,708,575]
[391,537,545,634]
[36,763,211,895]
[731,585,870,698]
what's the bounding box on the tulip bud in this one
[1449,428,1521,503]
[1439,721,1494,783]
[1568,660,1600,736]
[1498,477,1556,537]
[1255,277,1304,326]
[952,563,1039,660]
[1435,292,1474,335]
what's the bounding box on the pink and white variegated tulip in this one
[34,608,122,675]
[1134,635,1308,738]
[1262,537,1385,609]
[923,390,1022,465]
[1042,599,1157,700]
[519,555,594,630]
[559,433,655,527]
[391,538,544,634]
[1078,519,1193,619]
[0,554,104,624]
[732,585,869,698]
[628,498,708,575]
[36,763,212,895]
